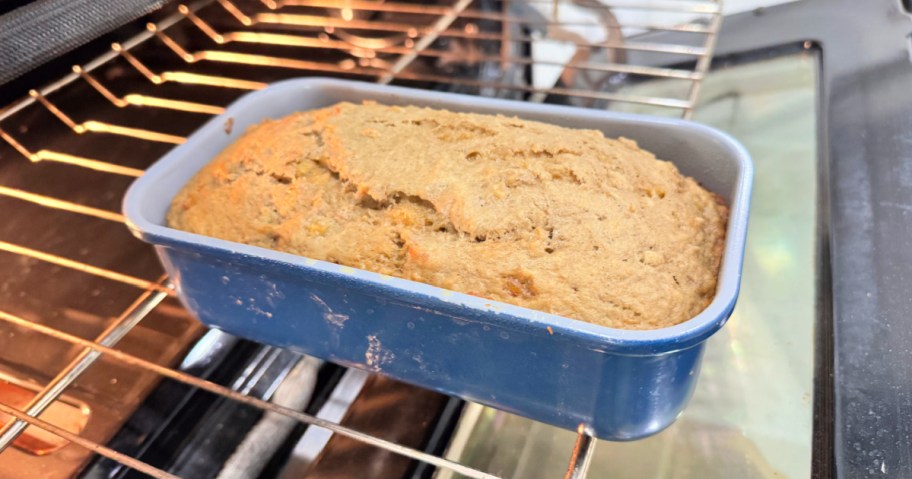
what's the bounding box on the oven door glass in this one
[441,50,820,479]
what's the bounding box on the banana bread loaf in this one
[168,102,728,330]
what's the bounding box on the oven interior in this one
[0,1,821,478]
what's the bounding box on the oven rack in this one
[0,0,723,477]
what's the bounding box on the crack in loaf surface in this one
[167,102,728,330]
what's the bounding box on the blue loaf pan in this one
[123,78,753,440]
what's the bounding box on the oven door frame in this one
[710,1,912,477]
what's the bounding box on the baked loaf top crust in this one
[168,102,728,330]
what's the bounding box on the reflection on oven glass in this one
[441,52,818,479]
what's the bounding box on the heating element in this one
[0,1,724,477]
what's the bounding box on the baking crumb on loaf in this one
[168,102,728,330]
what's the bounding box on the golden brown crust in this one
[168,102,729,330]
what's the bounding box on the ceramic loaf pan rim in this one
[123,77,753,356]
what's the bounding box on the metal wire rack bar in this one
[379,0,475,83]
[564,426,597,479]
[254,11,715,34]
[682,0,723,117]
[185,27,707,57]
[504,0,719,13]
[0,0,722,476]
[273,0,720,18]
[163,12,704,78]
[0,185,125,222]
[76,65,226,115]
[0,240,173,293]
[0,128,143,175]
